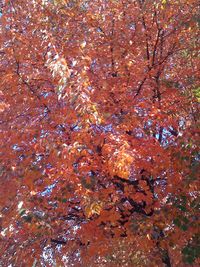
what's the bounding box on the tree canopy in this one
[0,0,199,266]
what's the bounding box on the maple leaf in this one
[0,0,199,266]
[84,201,103,219]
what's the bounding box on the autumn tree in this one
[0,0,199,266]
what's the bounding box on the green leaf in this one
[181,224,188,231]
[22,214,33,223]
[173,218,181,227]
[182,243,200,264]
[19,208,26,216]
[178,205,187,212]
[184,255,195,264]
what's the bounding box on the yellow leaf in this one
[85,201,103,218]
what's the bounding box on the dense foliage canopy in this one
[0,0,199,266]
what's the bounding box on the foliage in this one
[0,0,199,266]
